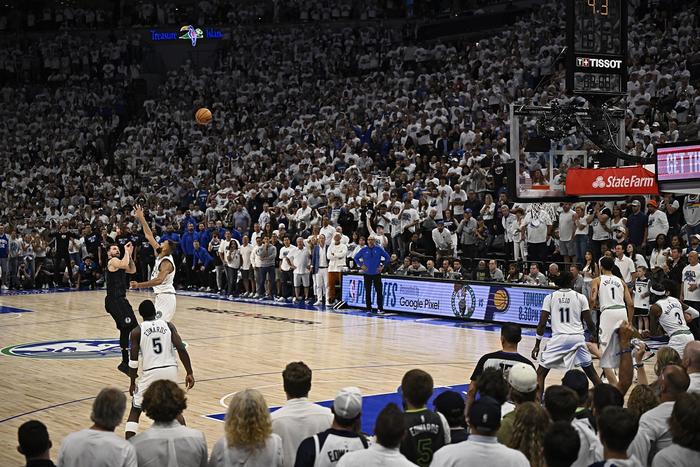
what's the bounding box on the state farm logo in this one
[590,175,654,189]
[576,57,623,69]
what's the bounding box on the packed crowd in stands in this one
[0,0,517,31]
[15,327,700,467]
[1,1,698,307]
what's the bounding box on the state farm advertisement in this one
[565,166,658,195]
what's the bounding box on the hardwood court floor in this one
[0,289,564,465]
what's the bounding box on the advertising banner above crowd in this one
[340,274,554,326]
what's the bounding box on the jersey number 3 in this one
[152,337,163,354]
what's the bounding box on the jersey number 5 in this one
[152,337,163,354]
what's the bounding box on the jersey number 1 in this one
[152,337,163,354]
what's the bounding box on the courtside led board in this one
[566,0,627,96]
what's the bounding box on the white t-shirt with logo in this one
[682,263,700,302]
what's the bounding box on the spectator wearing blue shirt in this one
[353,237,391,314]
[191,240,213,290]
[626,200,648,249]
[77,255,99,289]
[180,223,199,285]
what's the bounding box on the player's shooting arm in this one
[108,246,132,271]
[168,323,195,389]
[126,254,136,275]
[134,205,160,251]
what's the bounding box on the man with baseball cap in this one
[430,397,529,466]
[497,363,538,445]
[295,387,369,467]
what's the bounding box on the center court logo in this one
[1,339,121,359]
[451,284,477,319]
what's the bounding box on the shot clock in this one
[566,0,627,96]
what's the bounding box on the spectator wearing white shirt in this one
[646,200,669,251]
[432,221,453,262]
[271,362,333,466]
[649,392,700,467]
[681,252,700,311]
[614,244,637,284]
[628,365,690,466]
[57,387,137,467]
[208,389,283,467]
[276,236,296,302]
[129,380,207,467]
[683,342,700,393]
[524,207,552,263]
[558,203,576,264]
[429,396,529,467]
[337,403,414,467]
[291,237,311,303]
[326,233,348,305]
[239,236,254,297]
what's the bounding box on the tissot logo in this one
[576,57,623,69]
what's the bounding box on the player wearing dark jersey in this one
[399,369,450,467]
[105,241,138,376]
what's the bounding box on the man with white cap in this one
[497,363,538,445]
[295,387,369,467]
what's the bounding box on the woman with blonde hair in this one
[636,345,682,386]
[507,402,550,467]
[627,384,659,420]
[208,389,283,466]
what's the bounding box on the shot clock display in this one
[566,0,627,96]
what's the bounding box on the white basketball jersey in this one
[598,275,626,311]
[139,318,177,371]
[313,432,367,467]
[543,289,589,335]
[655,297,690,336]
[152,255,176,294]
[633,278,650,309]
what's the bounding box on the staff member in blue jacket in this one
[353,236,391,314]
[191,240,213,290]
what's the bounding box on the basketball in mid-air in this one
[195,107,212,124]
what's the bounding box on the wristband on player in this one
[535,334,543,341]
[128,360,139,369]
